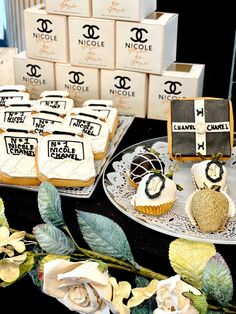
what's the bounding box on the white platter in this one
[103,136,236,244]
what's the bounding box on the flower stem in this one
[63,226,166,280]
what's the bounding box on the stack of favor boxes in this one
[13,0,205,120]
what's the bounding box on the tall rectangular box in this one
[100,69,148,118]
[55,63,100,107]
[92,0,156,22]
[0,48,18,85]
[148,63,205,120]
[69,17,115,69]
[45,0,91,17]
[14,51,55,100]
[24,4,68,63]
[116,12,178,75]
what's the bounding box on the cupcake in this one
[185,188,235,232]
[131,173,176,215]
[128,151,165,189]
[191,159,227,191]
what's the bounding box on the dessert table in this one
[0,117,235,313]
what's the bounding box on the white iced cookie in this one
[62,112,110,160]
[36,96,74,116]
[25,112,64,136]
[0,91,30,108]
[0,128,40,186]
[36,131,96,187]
[0,103,34,124]
[191,160,227,191]
[131,173,177,216]
[82,100,118,139]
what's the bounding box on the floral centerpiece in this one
[0,182,235,313]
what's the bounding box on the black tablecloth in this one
[1,117,235,313]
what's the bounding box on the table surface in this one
[1,117,235,313]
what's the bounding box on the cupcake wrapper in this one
[134,201,175,216]
[128,176,138,189]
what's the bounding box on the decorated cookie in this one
[168,98,234,161]
[0,127,40,186]
[0,102,35,124]
[62,112,110,160]
[128,151,165,189]
[131,173,176,215]
[36,129,96,187]
[25,111,64,136]
[191,159,227,191]
[37,91,74,116]
[185,188,235,233]
[82,100,118,138]
[0,85,30,108]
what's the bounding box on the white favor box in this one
[100,69,148,118]
[148,63,205,120]
[55,63,100,107]
[45,0,91,17]
[0,48,18,85]
[69,17,115,69]
[116,12,178,75]
[14,51,55,100]
[24,4,68,63]
[92,0,156,22]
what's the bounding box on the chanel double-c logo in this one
[26,64,41,78]
[37,18,53,33]
[114,76,131,90]
[83,25,100,40]
[130,27,148,43]
[164,81,182,95]
[69,71,85,85]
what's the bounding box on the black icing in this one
[205,160,224,183]
[88,104,107,108]
[78,112,99,120]
[0,89,20,93]
[6,128,28,134]
[9,104,31,108]
[130,152,165,184]
[44,95,63,98]
[53,131,76,136]
[145,173,166,199]
[40,110,60,117]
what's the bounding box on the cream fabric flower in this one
[154,275,200,314]
[109,277,131,314]
[0,226,26,256]
[0,252,27,282]
[43,259,113,314]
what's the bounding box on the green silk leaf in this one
[38,182,64,228]
[77,211,135,264]
[0,198,8,227]
[202,253,233,306]
[33,223,76,255]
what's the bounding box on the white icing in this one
[0,85,26,92]
[0,107,34,124]
[131,173,176,206]
[0,92,30,108]
[77,105,118,134]
[37,134,96,181]
[0,132,39,178]
[62,114,110,154]
[83,99,114,107]
[191,160,227,191]
[35,97,74,115]
[40,91,70,98]
[25,113,63,135]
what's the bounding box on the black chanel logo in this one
[114,76,131,90]
[83,25,100,40]
[37,18,53,33]
[164,81,182,95]
[69,71,85,85]
[130,27,148,43]
[26,64,41,78]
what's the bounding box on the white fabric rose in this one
[154,275,200,314]
[43,259,113,314]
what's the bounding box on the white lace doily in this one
[103,137,236,244]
